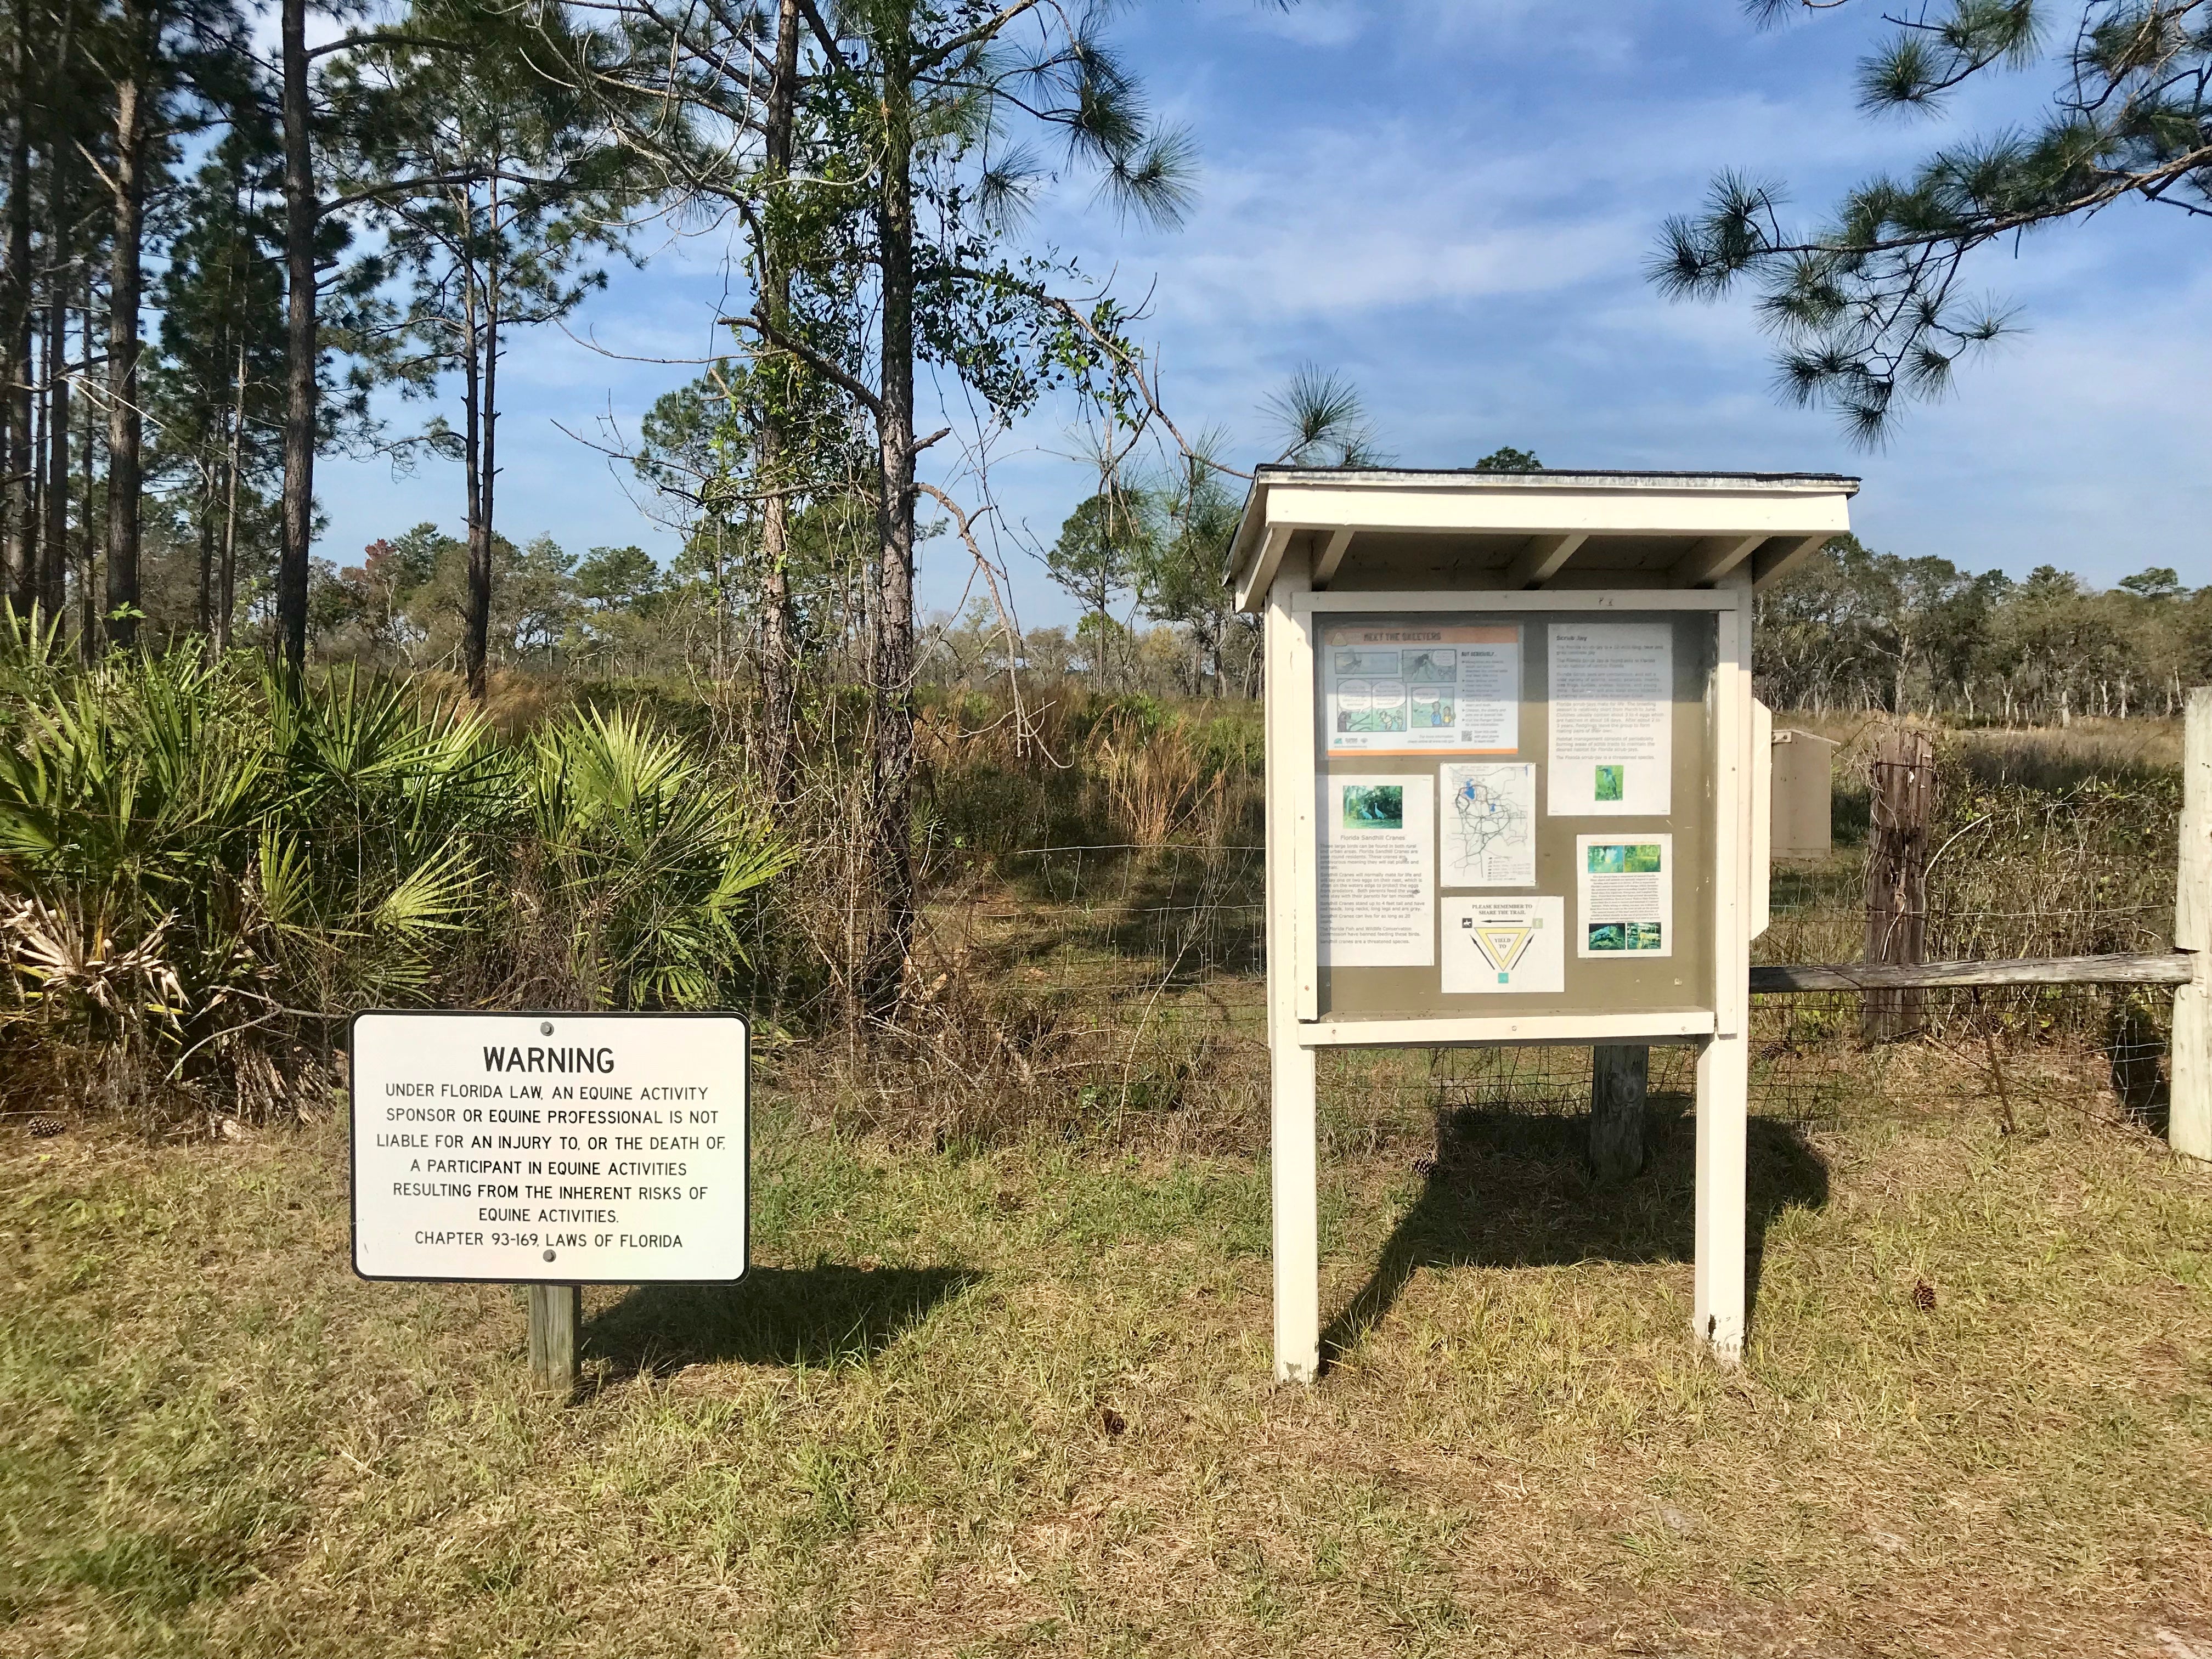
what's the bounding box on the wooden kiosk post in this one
[2176,686,2211,1166]
[1231,468,1858,1380]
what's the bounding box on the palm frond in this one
[1263,363,1379,467]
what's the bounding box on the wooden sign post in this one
[1228,466,1859,1379]
[529,1285,583,1393]
[350,1010,750,1397]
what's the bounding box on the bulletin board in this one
[1306,609,1718,1024]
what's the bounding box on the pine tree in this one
[559,0,1197,1015]
[150,121,287,649]
[344,0,635,701]
[1138,440,1247,697]
[1654,0,2210,438]
[1049,489,1148,689]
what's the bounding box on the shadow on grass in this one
[1321,1094,1828,1367]
[585,1263,981,1380]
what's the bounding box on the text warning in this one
[350,1010,748,1284]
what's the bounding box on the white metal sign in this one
[351,1011,748,1284]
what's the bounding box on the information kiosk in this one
[1229,467,1858,1380]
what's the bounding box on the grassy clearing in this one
[4,703,2201,1653]
[3,1067,2208,1658]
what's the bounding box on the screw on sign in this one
[348,1009,750,1398]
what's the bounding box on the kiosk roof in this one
[1227,466,1860,610]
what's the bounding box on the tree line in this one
[5,0,2200,1030]
[306,517,2212,729]
[1757,537,2211,723]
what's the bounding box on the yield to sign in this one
[1474,927,1534,972]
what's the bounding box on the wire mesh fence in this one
[865,828,2179,1149]
[766,704,2193,1148]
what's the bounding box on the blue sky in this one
[313,0,2210,628]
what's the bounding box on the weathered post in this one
[1864,726,1935,1041]
[529,1284,582,1395]
[1589,1044,1647,1183]
[2173,687,2210,1164]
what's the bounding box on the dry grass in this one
[1768,713,2185,784]
[3,1053,2208,1659]
[783,846,1271,1151]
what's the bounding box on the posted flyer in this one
[1323,625,1520,757]
[1441,895,1565,994]
[1575,833,1674,959]
[1547,622,1673,816]
[1318,775,1436,967]
[1438,761,1536,888]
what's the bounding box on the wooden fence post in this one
[2174,688,2211,1164]
[529,1284,582,1395]
[1589,1045,1647,1183]
[1864,726,1936,1042]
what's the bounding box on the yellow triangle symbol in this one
[1474,927,1533,972]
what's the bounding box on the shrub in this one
[524,706,792,1009]
[0,656,510,1116]
[0,648,790,1121]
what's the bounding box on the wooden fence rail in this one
[1751,951,2193,994]
[1581,687,2209,1172]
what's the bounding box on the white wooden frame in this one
[1265,571,1759,1381]
[1229,472,1855,612]
[2176,687,2210,1165]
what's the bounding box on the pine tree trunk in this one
[865,41,918,1020]
[25,324,41,602]
[195,485,215,639]
[75,273,94,657]
[476,276,500,689]
[461,268,489,701]
[42,249,67,620]
[40,0,73,618]
[104,68,146,648]
[754,0,803,789]
[277,0,315,681]
[3,0,32,611]
[217,346,242,651]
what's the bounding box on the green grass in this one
[2,1071,2208,1657]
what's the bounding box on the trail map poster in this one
[1440,896,1564,993]
[1547,623,1672,816]
[1438,762,1536,887]
[1575,834,1674,959]
[1318,776,1435,967]
[1323,624,1520,756]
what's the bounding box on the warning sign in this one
[350,1010,748,1284]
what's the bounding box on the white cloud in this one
[1238,0,1367,49]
